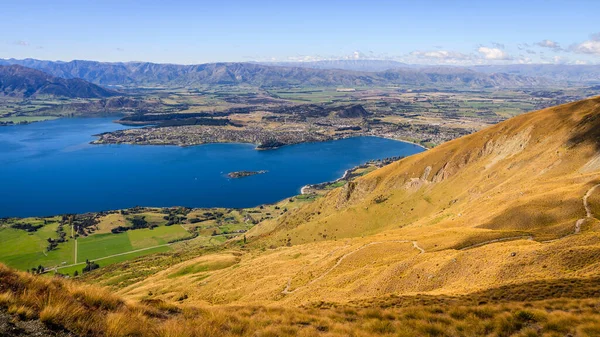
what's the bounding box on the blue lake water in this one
[0,117,424,217]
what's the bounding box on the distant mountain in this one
[0,58,548,88]
[379,67,547,87]
[470,64,600,83]
[0,64,118,98]
[259,59,417,72]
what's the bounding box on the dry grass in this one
[2,263,600,336]
[68,97,600,313]
[6,98,600,335]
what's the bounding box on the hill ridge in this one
[0,58,547,88]
[0,64,117,98]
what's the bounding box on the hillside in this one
[0,65,117,98]
[0,58,546,88]
[3,96,600,336]
[76,96,600,309]
[1,263,599,336]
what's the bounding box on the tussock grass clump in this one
[2,264,600,336]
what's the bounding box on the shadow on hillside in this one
[567,108,600,152]
[475,196,582,239]
[348,276,600,309]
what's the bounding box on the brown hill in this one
[3,96,600,336]
[1,264,600,336]
[86,96,600,308]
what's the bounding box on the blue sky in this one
[2,0,599,65]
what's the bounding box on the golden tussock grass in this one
[76,97,600,310]
[5,98,600,335]
[2,263,600,336]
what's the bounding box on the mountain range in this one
[265,61,600,84]
[0,58,547,88]
[259,59,417,72]
[0,64,117,98]
[471,64,600,84]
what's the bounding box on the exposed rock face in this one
[432,163,451,183]
[482,126,533,169]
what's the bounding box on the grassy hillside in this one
[78,96,600,308]
[1,264,599,336]
[3,96,600,335]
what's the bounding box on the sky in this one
[1,0,600,65]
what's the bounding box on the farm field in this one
[0,213,195,276]
[0,196,315,277]
[56,245,171,276]
[0,217,74,271]
[76,225,191,262]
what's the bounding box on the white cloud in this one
[285,55,327,62]
[349,51,365,60]
[13,40,29,46]
[552,55,568,64]
[569,33,600,55]
[571,41,600,55]
[477,47,511,60]
[574,59,589,65]
[536,39,562,50]
[410,50,470,60]
[281,50,393,63]
[517,57,533,64]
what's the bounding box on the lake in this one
[0,117,424,217]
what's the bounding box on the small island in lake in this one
[228,170,268,178]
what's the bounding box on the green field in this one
[57,245,171,276]
[0,202,297,277]
[77,225,190,262]
[0,220,74,271]
[0,220,191,275]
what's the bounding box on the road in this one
[56,243,171,271]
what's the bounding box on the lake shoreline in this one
[90,132,429,151]
[1,117,425,217]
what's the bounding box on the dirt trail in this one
[412,241,425,254]
[575,183,600,234]
[461,183,600,250]
[282,240,424,294]
[583,184,600,218]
